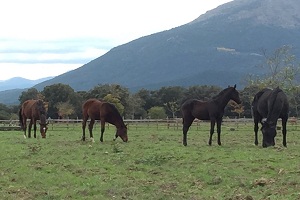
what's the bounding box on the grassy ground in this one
[0,122,300,200]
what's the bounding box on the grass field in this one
[0,121,300,200]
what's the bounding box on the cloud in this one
[0,38,111,64]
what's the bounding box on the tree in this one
[42,84,78,118]
[247,45,300,90]
[164,101,179,118]
[18,88,41,104]
[229,101,244,118]
[126,94,146,119]
[148,106,166,119]
[246,45,300,116]
[0,103,13,120]
[55,101,75,118]
[156,86,185,118]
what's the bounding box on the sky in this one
[0,0,233,81]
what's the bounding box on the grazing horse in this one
[181,85,241,146]
[252,87,289,148]
[19,99,49,138]
[82,98,128,142]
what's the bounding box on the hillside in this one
[1,0,300,105]
[33,0,300,92]
[0,77,53,92]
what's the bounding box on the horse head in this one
[261,120,276,148]
[114,125,128,142]
[39,120,49,138]
[230,84,242,104]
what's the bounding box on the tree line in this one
[1,45,299,120]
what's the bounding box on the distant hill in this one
[34,0,300,92]
[0,77,53,92]
[1,0,300,105]
[0,77,53,105]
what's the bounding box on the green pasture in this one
[0,121,300,200]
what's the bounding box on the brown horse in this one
[181,85,241,146]
[19,99,49,138]
[82,98,128,142]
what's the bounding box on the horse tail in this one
[19,108,24,129]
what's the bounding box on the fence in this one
[0,117,298,131]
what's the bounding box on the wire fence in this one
[1,117,298,131]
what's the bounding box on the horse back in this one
[181,99,210,120]
[21,100,39,119]
[253,88,289,119]
[82,99,102,120]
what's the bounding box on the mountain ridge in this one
[0,77,53,92]
[1,0,300,105]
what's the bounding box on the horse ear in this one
[234,84,236,89]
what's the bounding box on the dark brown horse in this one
[181,85,241,146]
[19,99,49,138]
[82,98,128,142]
[252,87,289,148]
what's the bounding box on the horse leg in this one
[100,120,105,142]
[216,118,222,146]
[254,118,259,146]
[81,118,88,141]
[208,119,216,146]
[88,119,95,140]
[182,116,194,146]
[28,120,33,138]
[33,120,37,138]
[282,117,288,147]
[23,117,27,138]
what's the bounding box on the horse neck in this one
[107,115,125,129]
[115,119,126,129]
[213,90,232,109]
[39,113,47,123]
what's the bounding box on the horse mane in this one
[105,103,125,126]
[212,87,232,100]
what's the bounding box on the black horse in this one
[181,85,241,146]
[252,87,289,148]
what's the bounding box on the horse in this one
[19,99,49,138]
[252,87,289,148]
[181,84,241,146]
[81,98,128,142]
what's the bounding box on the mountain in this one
[1,0,300,105]
[0,77,53,92]
[0,77,53,105]
[34,0,300,92]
